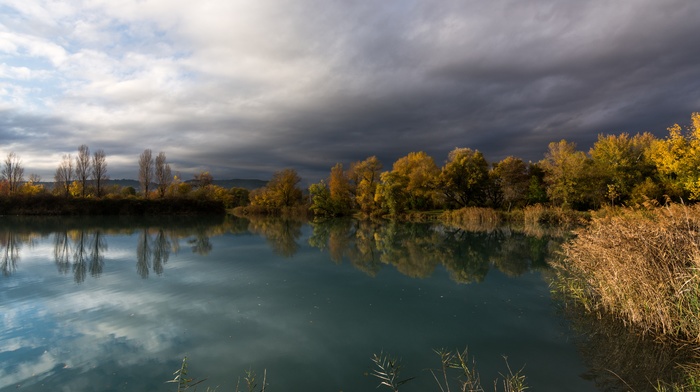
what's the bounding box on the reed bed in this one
[554,204,700,345]
[523,204,589,227]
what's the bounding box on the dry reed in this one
[555,204,700,345]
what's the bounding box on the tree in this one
[2,152,24,194]
[540,140,590,208]
[375,170,409,216]
[270,169,303,207]
[193,171,213,188]
[250,169,303,210]
[389,151,440,210]
[21,174,44,196]
[138,149,154,198]
[349,156,383,215]
[309,181,335,217]
[589,133,656,206]
[328,163,353,213]
[54,154,74,197]
[75,144,91,197]
[492,156,529,211]
[438,148,489,208]
[155,152,172,198]
[526,163,548,204]
[92,149,108,198]
[648,113,700,200]
[309,163,354,217]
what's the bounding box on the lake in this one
[0,215,602,391]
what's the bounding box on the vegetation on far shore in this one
[2,112,700,218]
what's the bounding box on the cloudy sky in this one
[1,0,699,182]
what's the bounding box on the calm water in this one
[0,215,598,391]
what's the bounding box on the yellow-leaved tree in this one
[649,113,700,200]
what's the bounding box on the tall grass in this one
[554,204,700,344]
[522,204,589,227]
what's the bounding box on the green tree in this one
[229,187,250,207]
[526,163,548,204]
[438,148,489,208]
[309,163,353,217]
[309,181,335,217]
[589,133,656,206]
[540,140,590,208]
[375,170,409,216]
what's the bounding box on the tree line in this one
[276,112,699,217]
[2,112,699,216]
[0,145,249,209]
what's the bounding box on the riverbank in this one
[0,194,226,215]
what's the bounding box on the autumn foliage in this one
[307,112,700,218]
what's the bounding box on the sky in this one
[1,0,699,183]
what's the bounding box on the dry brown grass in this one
[555,204,700,344]
[523,204,589,227]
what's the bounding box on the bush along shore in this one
[0,194,226,215]
[553,203,700,390]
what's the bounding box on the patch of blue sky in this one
[0,4,22,22]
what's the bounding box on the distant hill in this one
[185,178,268,190]
[37,178,268,191]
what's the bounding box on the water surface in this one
[0,215,596,391]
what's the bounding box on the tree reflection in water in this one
[0,216,226,281]
[246,216,303,257]
[307,219,556,282]
[0,231,22,276]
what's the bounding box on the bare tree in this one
[155,151,172,198]
[2,152,24,194]
[92,149,108,197]
[54,154,74,197]
[75,144,91,197]
[138,149,154,198]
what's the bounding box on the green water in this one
[0,215,597,391]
